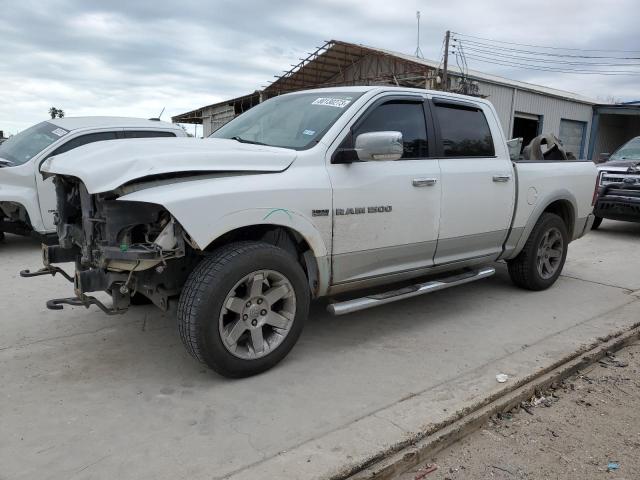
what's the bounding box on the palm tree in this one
[49,107,58,119]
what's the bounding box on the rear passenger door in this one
[432,98,515,264]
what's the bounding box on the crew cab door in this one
[327,95,441,284]
[431,98,515,264]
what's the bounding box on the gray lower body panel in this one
[433,229,509,265]
[327,253,497,296]
[498,226,525,260]
[328,230,510,296]
[331,240,437,285]
[574,214,593,240]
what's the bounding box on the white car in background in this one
[0,117,186,242]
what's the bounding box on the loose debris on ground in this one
[397,341,640,479]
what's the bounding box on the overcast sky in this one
[1,0,639,134]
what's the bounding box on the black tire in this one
[591,215,603,230]
[507,213,568,291]
[177,241,310,378]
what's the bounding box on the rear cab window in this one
[433,100,495,157]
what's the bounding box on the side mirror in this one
[597,153,610,164]
[355,131,403,161]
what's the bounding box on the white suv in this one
[0,117,186,241]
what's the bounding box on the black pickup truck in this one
[593,136,640,229]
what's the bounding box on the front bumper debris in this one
[20,265,74,282]
[20,244,132,314]
[46,294,127,315]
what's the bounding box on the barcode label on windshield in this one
[51,128,68,137]
[312,98,351,108]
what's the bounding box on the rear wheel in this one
[177,241,309,378]
[507,213,568,291]
[591,215,603,230]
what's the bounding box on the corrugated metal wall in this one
[476,82,593,155]
[513,90,592,143]
[202,104,235,136]
[475,82,513,133]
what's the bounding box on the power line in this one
[455,38,640,60]
[456,45,640,67]
[451,31,640,54]
[462,53,640,75]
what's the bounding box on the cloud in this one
[1,0,639,134]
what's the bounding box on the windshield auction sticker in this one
[312,98,351,108]
[51,128,69,137]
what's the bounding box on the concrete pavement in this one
[1,219,639,480]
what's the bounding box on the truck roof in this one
[283,86,493,105]
[47,116,182,131]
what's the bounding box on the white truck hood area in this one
[40,137,297,193]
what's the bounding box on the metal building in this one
[174,39,599,158]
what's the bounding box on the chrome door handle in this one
[412,178,437,187]
[493,175,512,182]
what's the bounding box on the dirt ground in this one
[398,340,640,480]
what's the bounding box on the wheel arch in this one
[508,193,577,259]
[202,223,329,298]
[542,199,575,239]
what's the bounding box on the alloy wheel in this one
[218,270,296,360]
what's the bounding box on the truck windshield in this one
[210,92,363,150]
[609,137,640,162]
[0,121,69,166]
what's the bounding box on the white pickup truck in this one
[23,87,597,377]
[0,117,185,241]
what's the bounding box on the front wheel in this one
[507,213,568,291]
[177,241,310,378]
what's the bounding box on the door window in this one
[434,104,495,157]
[352,101,429,159]
[123,130,176,138]
[50,131,119,156]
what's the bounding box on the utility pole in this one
[414,11,424,58]
[442,30,450,91]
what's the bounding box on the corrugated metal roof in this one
[363,43,597,104]
[266,40,597,105]
[173,38,598,123]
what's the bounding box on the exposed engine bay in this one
[22,175,199,313]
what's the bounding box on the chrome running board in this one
[327,266,496,316]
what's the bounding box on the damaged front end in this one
[21,175,197,314]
